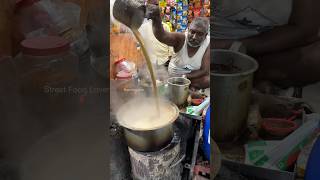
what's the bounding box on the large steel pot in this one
[124,125,173,152]
[211,42,258,142]
[116,97,179,152]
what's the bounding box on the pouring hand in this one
[146,4,161,20]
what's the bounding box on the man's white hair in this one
[190,17,210,33]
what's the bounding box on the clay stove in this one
[128,129,184,180]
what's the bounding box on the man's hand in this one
[146,4,161,20]
[148,3,185,51]
[240,0,320,55]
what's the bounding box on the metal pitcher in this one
[211,42,259,142]
[112,0,146,29]
[167,77,191,106]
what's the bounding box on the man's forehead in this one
[148,0,159,4]
[189,24,207,33]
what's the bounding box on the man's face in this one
[187,23,207,47]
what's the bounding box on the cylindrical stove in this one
[128,130,184,180]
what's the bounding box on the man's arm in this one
[211,39,233,49]
[148,4,185,52]
[186,46,210,79]
[242,0,320,55]
[212,0,320,55]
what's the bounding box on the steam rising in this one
[116,97,178,130]
[110,64,171,118]
[110,0,171,122]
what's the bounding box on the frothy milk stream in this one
[132,29,160,115]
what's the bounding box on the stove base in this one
[128,132,183,180]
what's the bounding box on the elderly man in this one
[147,4,210,89]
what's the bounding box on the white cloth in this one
[212,0,293,39]
[138,20,174,65]
[168,32,210,76]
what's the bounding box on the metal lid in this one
[21,36,70,56]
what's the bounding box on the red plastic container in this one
[15,36,78,92]
[262,118,298,138]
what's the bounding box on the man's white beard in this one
[187,40,202,47]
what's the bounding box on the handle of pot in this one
[169,152,186,168]
[229,41,247,54]
[168,138,186,168]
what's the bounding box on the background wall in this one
[110,33,145,79]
